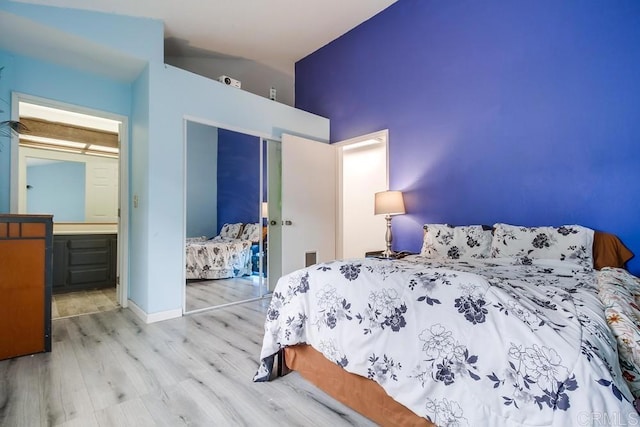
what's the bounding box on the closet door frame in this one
[181,116,269,315]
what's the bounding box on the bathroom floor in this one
[52,287,118,319]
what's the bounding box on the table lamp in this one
[374,190,405,258]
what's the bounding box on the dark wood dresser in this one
[0,214,53,360]
[52,233,117,293]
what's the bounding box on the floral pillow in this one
[420,224,492,259]
[218,222,243,239]
[240,223,261,242]
[491,223,594,268]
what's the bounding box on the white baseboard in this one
[127,299,182,324]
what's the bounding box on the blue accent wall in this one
[217,128,260,232]
[296,0,640,274]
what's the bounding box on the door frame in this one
[334,129,389,259]
[10,92,130,307]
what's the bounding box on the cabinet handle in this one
[269,220,277,226]
[283,220,293,226]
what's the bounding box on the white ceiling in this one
[12,0,397,74]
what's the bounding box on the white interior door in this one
[281,134,336,277]
[85,159,119,222]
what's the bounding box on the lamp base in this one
[381,248,396,258]
[383,214,395,258]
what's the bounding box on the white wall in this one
[166,56,294,107]
[341,143,388,258]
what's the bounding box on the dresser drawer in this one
[68,238,110,250]
[69,249,109,266]
[69,267,110,285]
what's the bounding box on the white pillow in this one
[420,224,492,259]
[491,223,594,268]
[218,222,243,239]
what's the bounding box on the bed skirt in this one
[284,344,434,427]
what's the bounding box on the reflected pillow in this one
[491,223,594,268]
[185,236,208,244]
[240,223,261,242]
[219,223,243,239]
[420,224,492,259]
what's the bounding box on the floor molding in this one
[128,299,182,323]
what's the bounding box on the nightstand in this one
[365,250,411,260]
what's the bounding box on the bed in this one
[254,223,639,426]
[185,222,261,280]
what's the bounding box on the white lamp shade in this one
[374,190,405,215]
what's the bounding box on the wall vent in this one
[305,251,317,267]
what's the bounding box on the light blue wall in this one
[130,65,150,308]
[186,121,218,238]
[0,51,131,211]
[0,51,16,196]
[137,63,329,314]
[27,160,85,221]
[1,0,163,63]
[2,2,330,317]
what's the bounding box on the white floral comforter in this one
[255,256,639,426]
[185,238,252,280]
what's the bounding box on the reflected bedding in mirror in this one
[185,222,261,280]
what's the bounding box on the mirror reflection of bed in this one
[185,122,267,312]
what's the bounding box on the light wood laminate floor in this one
[185,276,263,312]
[51,276,262,321]
[0,299,376,427]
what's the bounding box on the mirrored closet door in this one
[184,121,267,313]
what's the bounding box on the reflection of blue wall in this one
[296,0,640,274]
[27,161,85,221]
[217,129,260,233]
[186,122,218,238]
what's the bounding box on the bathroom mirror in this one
[15,101,120,225]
